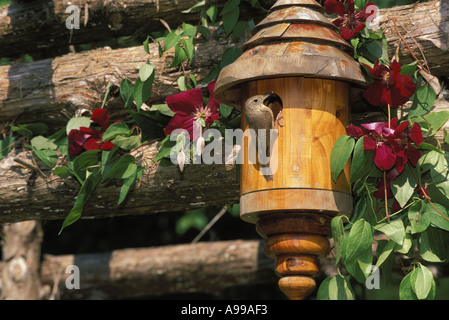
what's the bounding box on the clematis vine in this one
[346,118,423,179]
[363,59,416,109]
[163,80,220,140]
[324,0,376,40]
[68,108,115,157]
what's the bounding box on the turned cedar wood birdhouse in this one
[214,0,367,300]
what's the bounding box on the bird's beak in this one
[262,92,283,107]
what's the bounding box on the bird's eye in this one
[253,99,258,103]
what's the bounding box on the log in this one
[0,237,432,299]
[0,36,232,128]
[1,221,43,299]
[0,0,209,59]
[37,240,277,299]
[1,0,448,76]
[0,140,239,223]
[380,0,449,78]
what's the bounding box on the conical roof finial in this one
[215,0,366,107]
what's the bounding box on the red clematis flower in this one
[163,81,220,140]
[68,108,115,157]
[363,59,416,108]
[324,0,376,40]
[346,118,423,176]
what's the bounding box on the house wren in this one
[244,93,284,181]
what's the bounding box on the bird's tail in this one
[260,163,273,182]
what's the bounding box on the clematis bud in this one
[193,120,205,156]
[196,136,205,156]
[177,149,186,172]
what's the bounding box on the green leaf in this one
[164,32,181,51]
[331,216,345,265]
[181,23,197,37]
[206,5,218,22]
[350,136,374,183]
[418,150,442,172]
[417,142,444,153]
[72,150,101,182]
[59,169,102,234]
[355,245,373,280]
[143,35,151,54]
[31,136,57,150]
[66,117,91,135]
[427,202,449,231]
[0,137,15,160]
[53,166,72,178]
[399,272,418,300]
[419,228,447,262]
[177,76,189,92]
[139,62,154,82]
[111,135,141,151]
[400,61,418,78]
[220,0,240,15]
[154,136,176,162]
[221,6,239,34]
[31,147,58,168]
[330,135,355,183]
[317,275,355,300]
[375,239,396,269]
[373,219,405,245]
[150,104,175,117]
[219,103,234,119]
[176,209,208,235]
[396,229,413,254]
[410,264,434,300]
[11,123,48,138]
[220,46,242,69]
[181,37,195,64]
[120,78,134,108]
[181,0,205,13]
[232,20,249,41]
[169,43,187,68]
[422,111,449,137]
[408,85,436,118]
[365,40,383,59]
[342,219,373,263]
[133,72,155,109]
[390,164,417,208]
[102,123,131,142]
[118,166,144,205]
[408,200,430,234]
[102,154,137,180]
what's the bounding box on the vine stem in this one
[409,166,449,223]
[383,171,391,222]
[387,104,391,128]
[391,18,431,74]
[384,104,391,221]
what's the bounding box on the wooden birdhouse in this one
[214,0,366,300]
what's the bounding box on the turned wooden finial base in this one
[256,213,332,300]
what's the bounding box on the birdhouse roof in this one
[215,0,367,108]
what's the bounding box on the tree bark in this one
[0,237,431,299]
[0,37,232,129]
[0,140,240,223]
[0,0,209,59]
[37,240,277,299]
[1,0,448,75]
[380,0,449,78]
[1,221,43,299]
